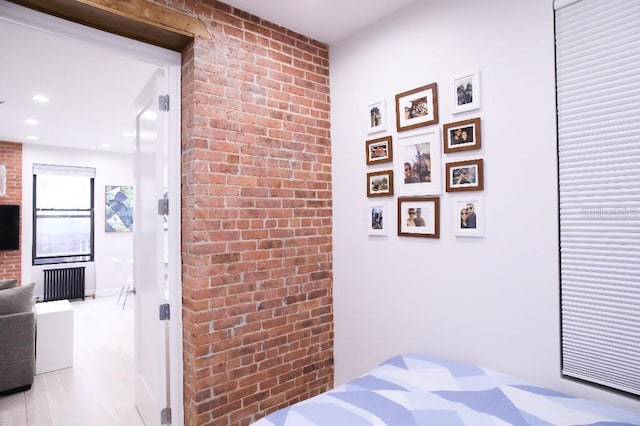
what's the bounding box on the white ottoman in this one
[35,300,74,374]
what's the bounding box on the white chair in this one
[113,258,135,309]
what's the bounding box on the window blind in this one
[33,163,96,178]
[555,0,640,395]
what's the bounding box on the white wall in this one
[21,144,134,299]
[330,0,638,412]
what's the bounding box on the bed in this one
[252,353,640,425]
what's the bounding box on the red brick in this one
[0,142,22,283]
[180,3,332,426]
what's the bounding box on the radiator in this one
[43,267,86,302]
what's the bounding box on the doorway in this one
[0,2,184,423]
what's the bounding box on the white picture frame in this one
[451,69,480,114]
[367,99,387,134]
[397,129,442,195]
[0,165,6,197]
[368,202,389,236]
[454,196,484,237]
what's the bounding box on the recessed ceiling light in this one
[32,95,49,103]
[101,143,111,148]
[123,131,133,137]
[27,136,39,141]
[25,118,38,125]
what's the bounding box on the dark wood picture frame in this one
[397,196,440,238]
[367,170,394,197]
[443,117,481,153]
[366,135,393,165]
[395,83,439,132]
[445,158,484,192]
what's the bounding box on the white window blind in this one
[33,163,96,178]
[556,0,640,395]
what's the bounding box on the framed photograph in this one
[0,165,5,197]
[445,159,484,192]
[443,117,481,153]
[397,196,440,238]
[395,83,439,132]
[366,135,393,165]
[368,202,389,236]
[451,69,480,114]
[367,170,394,197]
[454,197,484,237]
[367,100,387,134]
[397,130,441,195]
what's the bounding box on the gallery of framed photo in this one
[367,170,394,197]
[368,202,389,236]
[368,99,387,134]
[454,197,484,237]
[397,196,440,238]
[443,117,481,153]
[451,69,480,114]
[395,82,439,132]
[366,135,393,165]
[445,158,484,192]
[397,130,442,196]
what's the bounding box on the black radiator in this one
[43,266,86,301]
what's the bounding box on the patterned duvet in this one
[252,353,640,426]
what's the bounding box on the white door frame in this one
[0,2,184,424]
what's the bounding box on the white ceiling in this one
[0,18,157,154]
[221,0,417,44]
[0,1,415,154]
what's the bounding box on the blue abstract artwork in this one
[105,185,134,232]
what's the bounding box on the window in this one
[33,164,95,265]
[555,0,640,396]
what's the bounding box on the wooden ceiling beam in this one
[6,0,209,51]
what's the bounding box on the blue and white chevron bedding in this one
[252,353,640,426]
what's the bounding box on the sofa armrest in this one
[0,308,36,393]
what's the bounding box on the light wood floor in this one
[0,295,144,426]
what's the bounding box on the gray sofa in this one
[0,279,36,394]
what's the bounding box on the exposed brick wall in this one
[177,2,333,425]
[0,142,22,283]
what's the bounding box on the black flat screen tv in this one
[0,205,20,251]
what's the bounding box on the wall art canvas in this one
[105,185,134,232]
